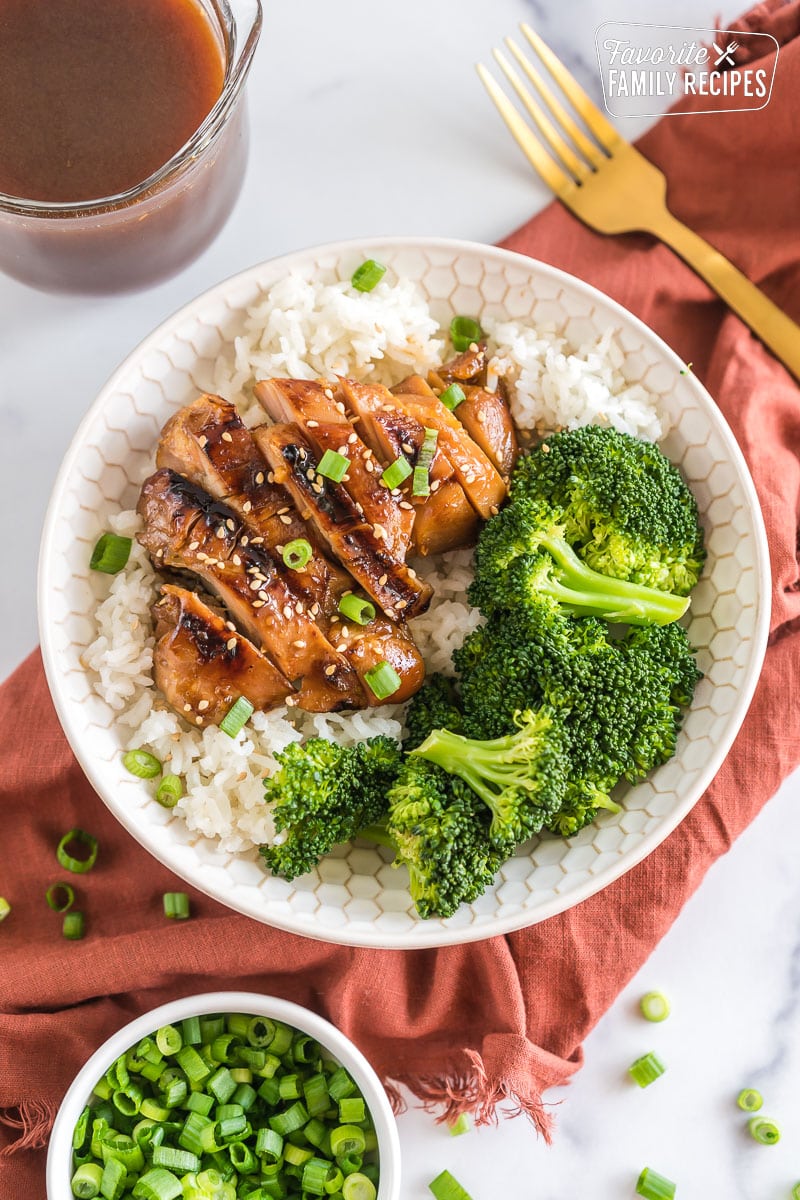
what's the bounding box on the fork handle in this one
[646,210,800,381]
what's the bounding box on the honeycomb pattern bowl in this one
[38,237,771,948]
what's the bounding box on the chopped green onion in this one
[46,881,75,912]
[381,456,412,489]
[448,1113,471,1136]
[363,660,402,701]
[342,1175,376,1200]
[155,1025,182,1056]
[282,538,313,570]
[628,1051,666,1088]
[162,892,190,920]
[792,1184,800,1200]
[57,828,98,873]
[351,259,386,292]
[219,696,254,738]
[450,315,483,352]
[439,383,465,411]
[337,594,376,626]
[429,1169,473,1200]
[736,1087,763,1112]
[151,1146,200,1173]
[330,1125,366,1157]
[63,911,85,940]
[131,1166,183,1200]
[327,1067,356,1102]
[412,465,431,497]
[417,427,439,468]
[748,1116,780,1145]
[640,991,670,1022]
[636,1167,676,1200]
[338,1097,365,1124]
[99,1154,126,1200]
[0,897,9,922]
[303,1156,338,1196]
[122,749,162,780]
[283,1142,313,1166]
[90,533,132,575]
[155,775,182,808]
[317,449,350,483]
[71,1162,104,1198]
[181,1015,202,1045]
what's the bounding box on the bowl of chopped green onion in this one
[46,992,400,1200]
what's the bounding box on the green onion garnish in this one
[636,1167,676,1200]
[450,315,483,352]
[155,774,182,808]
[342,1174,377,1200]
[46,881,75,913]
[439,383,466,411]
[163,892,190,920]
[219,696,254,738]
[628,1052,666,1088]
[0,897,11,922]
[736,1087,763,1112]
[317,449,350,483]
[56,829,98,874]
[282,538,313,570]
[122,749,162,780]
[448,1112,471,1136]
[429,1169,474,1200]
[155,1025,182,1056]
[412,427,439,497]
[381,456,412,489]
[748,1116,780,1145]
[640,991,670,1022]
[351,259,387,292]
[412,466,430,497]
[63,911,85,940]
[131,1167,182,1200]
[792,1184,800,1200]
[71,1163,104,1198]
[338,594,376,625]
[363,661,402,701]
[90,533,132,575]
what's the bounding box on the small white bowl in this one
[46,991,401,1200]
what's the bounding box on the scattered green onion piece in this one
[160,1076,187,1107]
[151,1146,200,1173]
[284,1142,313,1167]
[278,1073,302,1100]
[155,775,182,808]
[99,1155,127,1200]
[327,1068,356,1102]
[0,897,9,922]
[100,1132,144,1173]
[155,1025,182,1057]
[363,660,402,701]
[90,533,132,575]
[325,1168,345,1195]
[417,427,438,468]
[412,465,430,497]
[303,1157,338,1196]
[640,991,670,1022]
[381,456,412,489]
[209,1067,237,1104]
[282,538,313,570]
[256,1127,283,1161]
[57,829,99,874]
[73,1106,91,1153]
[342,1174,376,1200]
[429,1172,473,1200]
[268,1100,309,1136]
[162,892,190,920]
[748,1116,780,1145]
[449,315,483,353]
[448,1113,471,1136]
[628,1051,666,1088]
[112,1082,143,1116]
[71,1162,104,1198]
[330,1126,366,1157]
[337,1151,363,1176]
[232,1081,256,1108]
[122,749,162,780]
[219,696,254,738]
[736,1087,763,1112]
[338,1097,365,1124]
[181,1015,202,1045]
[46,881,75,913]
[132,1166,183,1200]
[792,1184,800,1200]
[229,1140,257,1172]
[317,449,350,483]
[303,1073,330,1117]
[138,1097,171,1123]
[337,593,376,626]
[439,383,466,412]
[63,911,85,940]
[293,1034,317,1063]
[636,1167,676,1200]
[351,259,386,293]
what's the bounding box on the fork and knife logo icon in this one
[713,40,738,67]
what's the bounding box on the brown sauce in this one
[0,0,225,203]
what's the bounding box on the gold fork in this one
[478,24,800,381]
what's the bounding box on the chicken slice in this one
[254,379,414,560]
[152,585,292,726]
[433,342,488,385]
[137,469,365,712]
[252,424,432,620]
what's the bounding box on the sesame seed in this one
[226,518,236,531]
[226,637,237,651]
[251,536,265,544]
[198,435,208,448]
[399,501,413,511]
[469,341,479,352]
[324,388,334,400]
[355,502,364,515]
[155,548,164,558]
[337,445,348,456]
[241,535,249,546]
[217,525,226,538]
[277,506,290,515]
[396,599,408,610]
[312,483,323,494]
[378,573,388,585]
[275,544,284,555]
[430,479,441,492]
[183,703,191,712]
[295,602,304,614]
[342,626,350,638]
[197,552,208,562]
[222,431,233,443]
[348,432,358,444]
[364,460,374,473]
[255,471,265,485]
[311,603,320,615]
[196,716,204,725]
[249,579,261,590]
[280,514,292,525]
[391,488,401,497]
[342,474,350,482]
[189,541,200,551]
[293,640,306,648]
[402,442,413,453]
[242,500,252,513]
[407,567,417,579]
[385,607,396,619]
[306,468,315,480]
[336,642,346,652]
[268,471,275,483]
[253,600,266,608]
[335,401,346,414]
[198,699,210,711]
[232,554,242,566]
[490,505,499,516]
[285,695,298,706]
[226,621,236,632]
[373,524,387,541]
[283,605,293,618]
[324,665,337,676]
[541,443,551,454]
[307,419,319,428]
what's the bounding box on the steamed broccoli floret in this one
[260,735,401,879]
[404,672,464,750]
[412,708,569,848]
[469,496,689,627]
[546,778,621,838]
[381,756,505,919]
[511,425,705,596]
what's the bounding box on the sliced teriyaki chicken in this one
[432,341,489,385]
[252,423,432,620]
[328,611,425,705]
[152,585,291,726]
[253,378,415,560]
[339,378,478,556]
[137,469,365,712]
[156,394,347,619]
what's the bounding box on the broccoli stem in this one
[543,535,689,626]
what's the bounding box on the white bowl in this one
[46,990,401,1200]
[38,236,771,948]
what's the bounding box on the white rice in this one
[87,269,663,853]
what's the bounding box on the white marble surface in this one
[2,1,798,1196]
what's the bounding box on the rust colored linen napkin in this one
[2,5,800,1194]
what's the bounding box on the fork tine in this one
[476,63,574,196]
[492,48,590,182]
[520,22,623,153]
[504,37,606,170]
